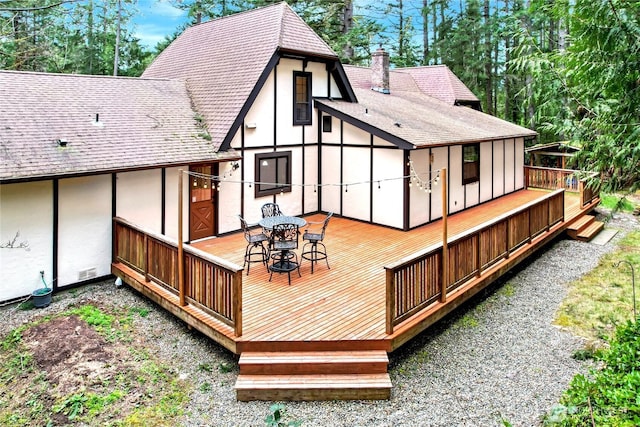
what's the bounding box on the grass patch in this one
[554,230,640,341]
[0,303,191,426]
[599,193,635,213]
[457,313,480,328]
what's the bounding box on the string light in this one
[183,158,442,193]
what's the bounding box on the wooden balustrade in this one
[113,217,243,336]
[385,189,564,333]
[524,166,578,191]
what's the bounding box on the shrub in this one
[545,316,640,426]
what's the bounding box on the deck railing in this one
[384,189,565,334]
[524,166,579,192]
[113,217,243,336]
[525,166,599,208]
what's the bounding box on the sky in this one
[133,0,189,49]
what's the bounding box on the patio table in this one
[258,215,307,230]
[259,216,306,284]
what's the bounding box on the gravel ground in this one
[2,209,638,427]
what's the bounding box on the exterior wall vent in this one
[78,267,97,281]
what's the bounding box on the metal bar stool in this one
[238,215,269,275]
[301,212,332,273]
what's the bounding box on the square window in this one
[322,115,332,133]
[293,71,312,125]
[255,151,292,197]
[462,144,480,184]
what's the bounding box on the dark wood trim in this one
[503,139,506,195]
[428,148,432,222]
[447,146,451,215]
[220,51,281,151]
[240,124,245,217]
[273,61,278,150]
[161,168,166,235]
[339,120,344,215]
[317,108,323,210]
[52,179,59,292]
[403,150,410,231]
[330,61,358,103]
[369,134,374,223]
[213,163,220,236]
[0,158,241,185]
[513,138,517,191]
[491,141,494,200]
[320,141,399,150]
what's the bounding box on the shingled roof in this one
[143,2,340,149]
[316,88,536,149]
[344,64,480,105]
[0,71,238,183]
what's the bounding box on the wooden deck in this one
[187,189,588,351]
[112,188,600,400]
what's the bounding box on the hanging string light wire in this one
[184,159,441,192]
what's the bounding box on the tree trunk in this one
[483,0,493,114]
[342,0,354,61]
[422,0,429,64]
[113,0,121,76]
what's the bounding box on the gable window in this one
[322,115,332,133]
[462,144,480,184]
[255,151,292,197]
[293,71,312,125]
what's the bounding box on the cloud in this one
[150,0,186,19]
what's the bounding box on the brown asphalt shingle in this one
[0,71,237,182]
[344,64,479,105]
[143,2,337,148]
[317,88,536,147]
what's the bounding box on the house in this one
[1,2,601,401]
[0,2,536,303]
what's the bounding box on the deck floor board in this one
[188,190,588,350]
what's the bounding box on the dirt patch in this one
[23,315,117,395]
[1,303,188,426]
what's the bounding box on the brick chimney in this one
[371,47,390,94]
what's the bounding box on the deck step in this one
[235,373,392,401]
[238,350,389,375]
[567,215,595,239]
[576,220,605,242]
[235,350,391,401]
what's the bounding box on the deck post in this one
[144,234,150,282]
[440,168,448,303]
[233,269,243,337]
[178,170,186,307]
[385,268,395,334]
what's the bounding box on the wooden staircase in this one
[567,214,604,242]
[234,350,392,401]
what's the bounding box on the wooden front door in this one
[189,165,215,241]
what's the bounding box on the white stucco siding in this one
[465,181,480,207]
[303,145,319,213]
[276,59,308,143]
[58,175,111,287]
[164,167,189,241]
[504,138,516,193]
[321,145,342,215]
[320,115,340,144]
[515,138,525,189]
[343,122,371,146]
[449,145,464,213]
[0,181,54,301]
[430,147,448,219]
[493,140,505,197]
[309,61,329,98]
[372,149,404,228]
[116,169,162,233]
[480,141,493,202]
[342,146,371,221]
[409,148,431,228]
[243,73,275,147]
[329,75,342,99]
[215,161,244,235]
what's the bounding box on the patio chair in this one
[301,212,333,273]
[238,215,269,275]
[268,223,301,285]
[261,202,283,218]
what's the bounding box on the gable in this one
[143,2,354,151]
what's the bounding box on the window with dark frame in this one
[322,115,332,132]
[255,151,292,197]
[462,144,480,184]
[293,71,312,125]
